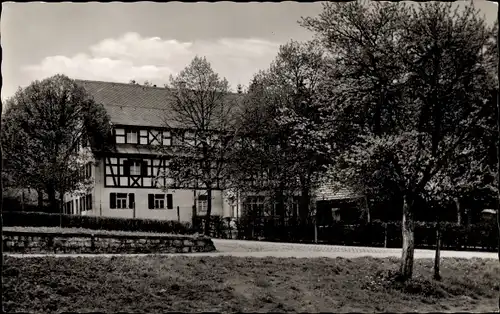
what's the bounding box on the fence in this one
[195,216,499,252]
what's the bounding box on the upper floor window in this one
[162,131,172,146]
[126,130,138,144]
[129,161,142,176]
[115,128,126,144]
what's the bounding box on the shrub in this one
[3,211,194,235]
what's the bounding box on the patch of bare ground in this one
[3,256,499,313]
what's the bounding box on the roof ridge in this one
[75,78,243,96]
[74,78,172,91]
[104,103,168,110]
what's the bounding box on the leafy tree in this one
[228,71,300,223]
[230,40,331,225]
[303,1,495,280]
[157,56,239,235]
[268,40,331,224]
[1,75,113,214]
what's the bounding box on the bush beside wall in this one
[3,211,193,235]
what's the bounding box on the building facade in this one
[63,80,241,222]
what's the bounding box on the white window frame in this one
[126,130,138,144]
[116,193,128,209]
[197,196,208,215]
[155,194,165,209]
[115,128,125,144]
[129,161,141,176]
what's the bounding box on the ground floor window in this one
[243,196,265,217]
[197,195,208,215]
[110,192,134,209]
[148,193,173,209]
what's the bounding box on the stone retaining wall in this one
[3,231,216,254]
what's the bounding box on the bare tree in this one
[157,56,239,235]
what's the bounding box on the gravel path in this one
[5,239,498,259]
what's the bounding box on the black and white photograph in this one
[1,0,500,312]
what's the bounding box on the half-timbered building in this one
[62,79,361,223]
[63,80,240,221]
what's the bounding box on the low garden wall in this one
[3,230,216,254]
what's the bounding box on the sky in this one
[1,1,498,100]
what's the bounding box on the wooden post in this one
[314,219,318,244]
[434,222,442,281]
[384,223,388,248]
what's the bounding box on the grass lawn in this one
[3,255,500,313]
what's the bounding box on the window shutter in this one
[141,161,148,177]
[88,194,93,210]
[110,193,116,209]
[123,160,130,176]
[129,193,135,209]
[148,194,154,209]
[167,194,173,209]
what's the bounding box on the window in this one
[129,161,141,176]
[86,194,93,210]
[139,130,148,145]
[126,130,138,144]
[243,196,265,217]
[197,195,208,215]
[81,197,86,212]
[124,160,147,177]
[110,193,135,209]
[115,128,125,144]
[75,199,79,214]
[162,131,172,146]
[149,194,173,209]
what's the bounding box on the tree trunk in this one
[455,197,461,226]
[400,194,415,281]
[496,5,500,310]
[59,192,64,228]
[47,185,57,211]
[276,183,285,226]
[0,107,4,314]
[21,189,25,211]
[0,101,5,313]
[299,184,310,225]
[497,3,500,312]
[365,196,371,223]
[37,190,44,208]
[434,222,442,281]
[204,188,212,236]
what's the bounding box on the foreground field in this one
[3,256,500,313]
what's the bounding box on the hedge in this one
[3,211,194,235]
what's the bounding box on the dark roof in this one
[75,79,243,128]
[315,183,363,201]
